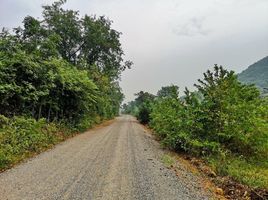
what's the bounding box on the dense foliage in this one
[0,0,131,169]
[122,91,155,124]
[0,0,131,125]
[152,66,268,157]
[123,65,268,188]
[0,115,63,169]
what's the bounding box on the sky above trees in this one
[1,0,268,102]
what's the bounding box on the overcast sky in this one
[1,0,268,102]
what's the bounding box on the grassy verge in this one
[147,124,268,199]
[207,155,268,189]
[0,115,105,171]
[159,148,268,199]
[161,154,175,167]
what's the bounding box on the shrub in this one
[149,66,268,159]
[0,116,59,170]
[137,103,152,124]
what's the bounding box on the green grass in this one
[161,154,175,167]
[207,155,268,189]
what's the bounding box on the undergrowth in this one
[0,115,102,171]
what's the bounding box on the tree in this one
[0,0,131,127]
[157,85,179,99]
[193,65,267,156]
[132,91,155,124]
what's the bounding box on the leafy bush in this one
[150,66,268,158]
[136,103,152,124]
[0,116,60,169]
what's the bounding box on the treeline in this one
[122,65,268,189]
[0,0,130,169]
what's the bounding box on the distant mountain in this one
[238,56,268,95]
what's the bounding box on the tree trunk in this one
[38,104,42,120]
[32,104,35,118]
[47,104,51,122]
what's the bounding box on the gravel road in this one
[0,115,211,200]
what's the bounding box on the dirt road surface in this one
[0,115,211,200]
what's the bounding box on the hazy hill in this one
[238,56,268,94]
